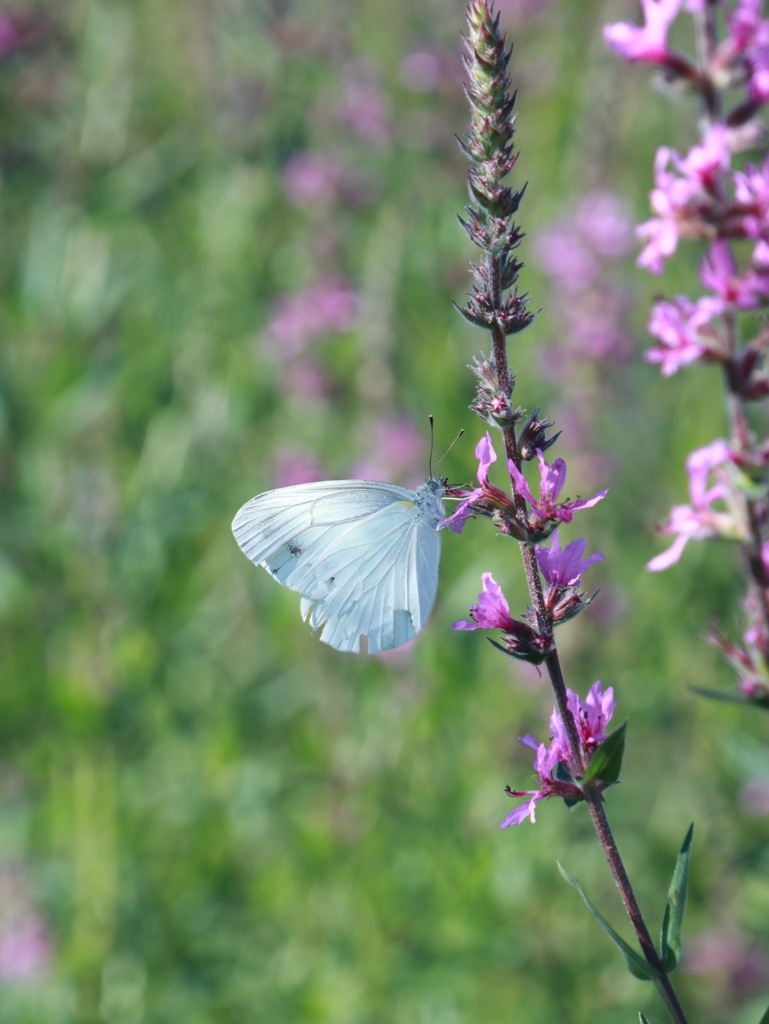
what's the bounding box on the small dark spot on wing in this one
[287,539,303,557]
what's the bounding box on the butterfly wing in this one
[232,480,442,653]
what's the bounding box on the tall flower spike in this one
[457,1,536,351]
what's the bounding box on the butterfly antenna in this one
[433,428,464,474]
[428,415,435,478]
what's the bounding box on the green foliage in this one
[557,863,659,983]
[0,1,767,1022]
[584,722,627,787]
[661,825,693,973]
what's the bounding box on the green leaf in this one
[639,1015,651,1024]
[660,824,694,972]
[584,721,627,786]
[689,686,769,712]
[755,1001,769,1024]
[558,862,660,982]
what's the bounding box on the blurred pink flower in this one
[338,70,390,143]
[739,777,769,815]
[604,0,684,64]
[646,295,723,376]
[685,929,769,996]
[533,190,633,363]
[0,867,51,981]
[647,440,737,570]
[281,151,344,206]
[284,360,332,403]
[638,128,731,273]
[0,14,21,56]
[352,417,425,483]
[0,915,50,980]
[400,51,442,92]
[265,279,359,357]
[273,449,324,487]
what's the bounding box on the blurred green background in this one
[1,0,768,1021]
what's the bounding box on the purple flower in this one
[535,531,604,586]
[699,240,768,312]
[647,439,738,570]
[637,128,731,274]
[502,682,616,827]
[501,737,563,826]
[555,681,617,754]
[645,295,723,376]
[441,432,512,533]
[733,154,769,237]
[452,572,517,632]
[604,0,683,64]
[724,1,769,105]
[508,450,607,529]
[453,572,550,662]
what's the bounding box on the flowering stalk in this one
[453,5,689,1021]
[457,2,588,774]
[605,0,769,706]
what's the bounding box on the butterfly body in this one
[232,477,446,653]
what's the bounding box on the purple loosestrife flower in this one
[646,295,725,376]
[452,573,549,662]
[452,572,517,632]
[508,450,607,534]
[637,127,731,274]
[604,0,686,65]
[732,154,769,237]
[441,432,516,534]
[555,680,617,755]
[706,627,769,703]
[647,439,740,570]
[536,531,604,586]
[699,239,769,313]
[502,681,616,826]
[535,531,604,624]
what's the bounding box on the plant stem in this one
[585,795,690,1024]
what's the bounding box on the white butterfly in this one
[232,476,447,653]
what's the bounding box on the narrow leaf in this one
[639,1015,651,1024]
[690,686,769,712]
[755,1000,769,1024]
[558,862,659,982]
[660,824,694,972]
[584,721,627,786]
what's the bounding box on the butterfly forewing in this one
[232,478,445,653]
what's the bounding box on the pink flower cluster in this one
[502,682,617,826]
[443,432,606,538]
[647,439,741,571]
[608,1,769,704]
[450,434,605,658]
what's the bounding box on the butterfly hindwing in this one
[232,479,443,653]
